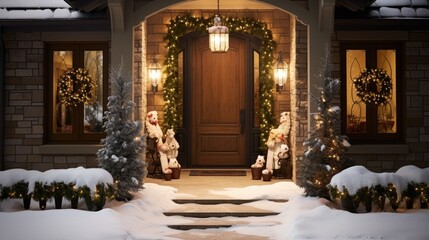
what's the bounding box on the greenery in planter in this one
[329,187,360,213]
[52,182,66,209]
[356,187,373,213]
[33,182,53,210]
[386,184,399,211]
[79,186,94,211]
[64,183,80,209]
[416,183,428,208]
[9,180,29,199]
[329,165,429,212]
[402,183,419,209]
[1,185,10,200]
[373,184,387,211]
[78,184,114,211]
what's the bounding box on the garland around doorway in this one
[163,15,277,150]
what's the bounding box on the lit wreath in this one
[58,67,96,106]
[353,68,392,105]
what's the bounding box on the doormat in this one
[189,170,247,176]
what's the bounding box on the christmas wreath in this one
[58,67,96,106]
[353,68,392,105]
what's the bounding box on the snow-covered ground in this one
[1,181,428,240]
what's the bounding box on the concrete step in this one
[164,203,279,218]
[168,230,270,239]
[164,211,279,218]
[168,218,280,230]
[173,198,288,205]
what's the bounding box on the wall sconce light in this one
[274,51,288,93]
[148,55,161,92]
[208,0,229,53]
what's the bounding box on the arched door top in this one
[132,0,310,26]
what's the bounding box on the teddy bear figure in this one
[275,143,290,169]
[146,111,164,140]
[168,159,181,169]
[266,111,291,170]
[251,155,265,168]
[165,129,180,162]
[145,111,170,172]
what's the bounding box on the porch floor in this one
[144,168,290,199]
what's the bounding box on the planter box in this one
[262,173,272,181]
[164,173,172,181]
[251,168,262,180]
[171,168,181,179]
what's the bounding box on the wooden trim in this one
[335,19,429,31]
[45,42,109,144]
[39,144,101,155]
[340,42,404,144]
[347,144,409,155]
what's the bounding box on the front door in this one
[190,35,246,167]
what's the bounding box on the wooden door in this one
[191,36,246,166]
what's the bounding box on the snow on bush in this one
[329,165,428,196]
[0,167,113,196]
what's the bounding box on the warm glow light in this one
[274,52,288,93]
[148,55,162,92]
[208,16,229,52]
[208,0,228,52]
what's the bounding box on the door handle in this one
[240,109,245,134]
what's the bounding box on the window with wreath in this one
[46,43,108,143]
[341,43,403,143]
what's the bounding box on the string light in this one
[163,15,276,147]
[58,67,96,107]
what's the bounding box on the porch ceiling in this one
[167,0,275,10]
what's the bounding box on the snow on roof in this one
[0,0,102,20]
[0,0,70,8]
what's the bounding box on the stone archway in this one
[107,0,335,181]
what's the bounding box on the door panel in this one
[191,36,246,166]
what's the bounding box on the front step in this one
[168,224,232,230]
[165,198,286,230]
[164,211,279,218]
[173,199,288,205]
[168,218,280,230]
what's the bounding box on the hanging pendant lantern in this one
[208,0,229,52]
[274,52,288,93]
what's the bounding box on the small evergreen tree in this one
[297,51,353,199]
[97,62,147,201]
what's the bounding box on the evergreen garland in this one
[97,62,147,201]
[297,51,353,199]
[163,14,276,150]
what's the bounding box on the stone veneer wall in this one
[2,32,104,171]
[331,30,429,172]
[292,19,308,178]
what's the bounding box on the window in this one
[253,50,260,127]
[341,43,403,143]
[46,43,108,143]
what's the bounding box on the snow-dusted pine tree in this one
[97,62,147,201]
[297,50,353,199]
